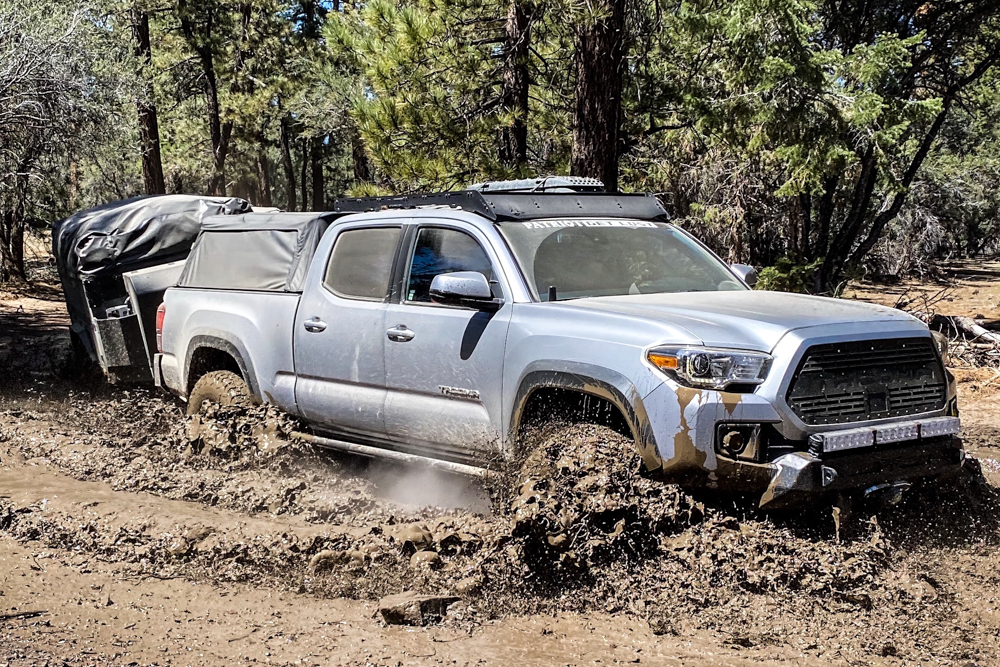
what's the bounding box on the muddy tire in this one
[186,370,252,415]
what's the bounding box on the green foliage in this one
[330,0,516,190]
[3,0,1000,288]
[755,257,822,293]
[0,0,140,279]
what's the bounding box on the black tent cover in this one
[52,195,250,359]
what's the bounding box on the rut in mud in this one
[4,288,1000,664]
[4,382,1000,664]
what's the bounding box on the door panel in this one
[383,226,512,461]
[293,226,401,439]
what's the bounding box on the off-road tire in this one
[186,370,252,415]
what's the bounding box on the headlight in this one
[646,346,772,390]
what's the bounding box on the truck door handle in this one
[303,317,327,333]
[386,325,414,342]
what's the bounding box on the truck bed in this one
[159,288,301,410]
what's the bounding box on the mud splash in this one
[4,389,1000,662]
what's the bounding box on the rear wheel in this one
[186,370,252,415]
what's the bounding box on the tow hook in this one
[863,481,912,506]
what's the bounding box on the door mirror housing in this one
[429,271,503,310]
[730,263,758,288]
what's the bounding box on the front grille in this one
[787,338,946,425]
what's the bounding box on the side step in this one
[291,431,490,478]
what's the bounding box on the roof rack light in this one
[466,176,605,193]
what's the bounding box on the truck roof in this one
[176,191,669,294]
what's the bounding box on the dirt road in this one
[2,278,1000,666]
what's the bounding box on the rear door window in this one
[324,227,402,300]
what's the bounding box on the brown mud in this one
[3,280,1000,665]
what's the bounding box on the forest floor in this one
[2,264,1000,667]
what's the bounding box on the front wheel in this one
[186,370,253,415]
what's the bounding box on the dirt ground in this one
[2,266,1000,667]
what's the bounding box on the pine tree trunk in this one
[311,136,324,210]
[279,115,297,211]
[499,0,531,169]
[256,142,273,207]
[300,139,309,210]
[205,68,232,196]
[179,5,230,196]
[570,0,626,192]
[351,126,371,184]
[132,9,165,195]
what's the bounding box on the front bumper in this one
[641,380,964,508]
[717,436,965,509]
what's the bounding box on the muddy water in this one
[3,291,1000,665]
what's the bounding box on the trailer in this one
[52,195,251,382]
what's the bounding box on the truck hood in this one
[561,290,923,352]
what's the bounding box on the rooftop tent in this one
[53,195,251,380]
[178,211,339,293]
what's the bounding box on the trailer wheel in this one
[187,370,252,415]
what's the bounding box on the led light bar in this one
[809,416,961,454]
[875,422,920,445]
[919,416,961,439]
[812,427,874,453]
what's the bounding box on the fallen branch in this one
[950,316,1000,345]
[0,610,47,621]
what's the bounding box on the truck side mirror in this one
[429,272,503,310]
[730,263,758,287]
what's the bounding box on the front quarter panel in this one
[503,302,703,470]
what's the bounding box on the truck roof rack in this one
[466,176,605,193]
[334,190,669,222]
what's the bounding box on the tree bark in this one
[300,138,309,210]
[311,136,324,210]
[0,173,27,283]
[499,0,531,169]
[797,193,811,259]
[179,3,231,196]
[256,142,273,207]
[819,144,877,288]
[279,115,297,210]
[351,126,371,184]
[814,174,838,258]
[570,0,626,192]
[131,9,165,195]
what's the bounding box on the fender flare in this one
[510,362,662,472]
[183,333,261,400]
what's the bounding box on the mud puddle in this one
[4,388,1000,664]
[3,291,1000,664]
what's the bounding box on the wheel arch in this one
[183,334,261,400]
[510,363,662,472]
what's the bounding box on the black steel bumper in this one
[713,436,965,509]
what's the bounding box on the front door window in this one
[405,227,496,303]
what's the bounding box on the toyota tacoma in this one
[153,178,963,508]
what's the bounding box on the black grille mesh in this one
[787,338,946,425]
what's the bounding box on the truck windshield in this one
[497,219,746,301]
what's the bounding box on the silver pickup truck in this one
[154,182,963,508]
